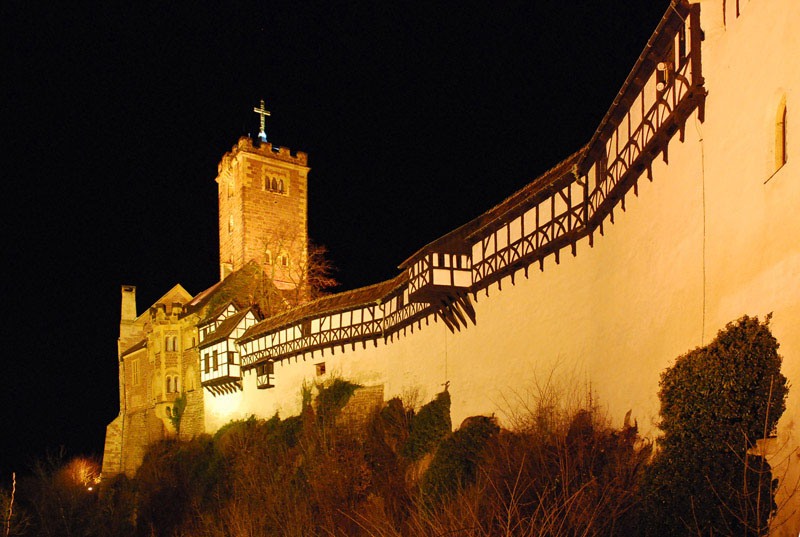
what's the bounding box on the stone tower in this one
[216,137,309,290]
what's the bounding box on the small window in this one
[278,179,285,193]
[281,255,289,267]
[175,376,181,393]
[131,358,140,385]
[204,353,210,374]
[212,349,218,369]
[776,99,788,171]
[315,362,326,376]
[228,215,234,234]
[227,179,233,199]
[271,178,278,191]
[166,376,173,393]
[265,250,272,265]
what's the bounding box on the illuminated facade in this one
[103,1,799,532]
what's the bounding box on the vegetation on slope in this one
[3,315,790,537]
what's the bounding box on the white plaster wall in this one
[204,0,799,532]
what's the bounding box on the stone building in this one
[103,0,799,532]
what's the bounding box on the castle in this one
[102,0,799,533]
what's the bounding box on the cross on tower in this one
[253,99,271,142]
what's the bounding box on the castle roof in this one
[120,338,147,358]
[398,147,585,269]
[238,271,408,343]
[182,261,283,323]
[198,307,253,348]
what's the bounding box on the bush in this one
[641,315,788,537]
[421,415,500,503]
[401,390,452,461]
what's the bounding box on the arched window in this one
[166,376,173,394]
[265,250,272,265]
[228,215,234,234]
[271,178,278,191]
[278,179,285,193]
[175,376,181,393]
[776,98,788,171]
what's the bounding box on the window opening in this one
[315,362,326,376]
[776,100,788,171]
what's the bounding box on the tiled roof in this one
[239,272,408,342]
[398,147,585,269]
[199,308,252,348]
[181,261,283,322]
[120,338,147,358]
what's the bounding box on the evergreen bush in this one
[421,415,499,503]
[401,390,452,461]
[641,315,788,537]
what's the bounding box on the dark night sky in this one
[0,1,668,477]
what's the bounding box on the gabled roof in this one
[134,283,193,323]
[120,338,147,358]
[199,307,253,348]
[239,271,408,343]
[182,261,284,323]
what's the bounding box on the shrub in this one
[421,415,500,503]
[641,315,788,537]
[401,390,452,461]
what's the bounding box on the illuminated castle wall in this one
[105,0,799,532]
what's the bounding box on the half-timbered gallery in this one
[102,1,799,533]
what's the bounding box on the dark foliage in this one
[641,315,788,537]
[401,389,452,461]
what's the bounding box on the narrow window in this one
[228,215,234,234]
[175,376,181,393]
[131,359,140,385]
[204,353,210,374]
[166,376,172,394]
[281,255,289,267]
[265,250,272,265]
[776,99,788,171]
[227,179,233,199]
[271,178,278,191]
[212,349,218,369]
[279,179,285,193]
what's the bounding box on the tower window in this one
[776,99,788,171]
[271,178,278,191]
[265,250,272,265]
[279,179,285,193]
[228,215,234,234]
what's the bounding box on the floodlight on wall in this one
[656,62,672,92]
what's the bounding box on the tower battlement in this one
[217,136,308,174]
